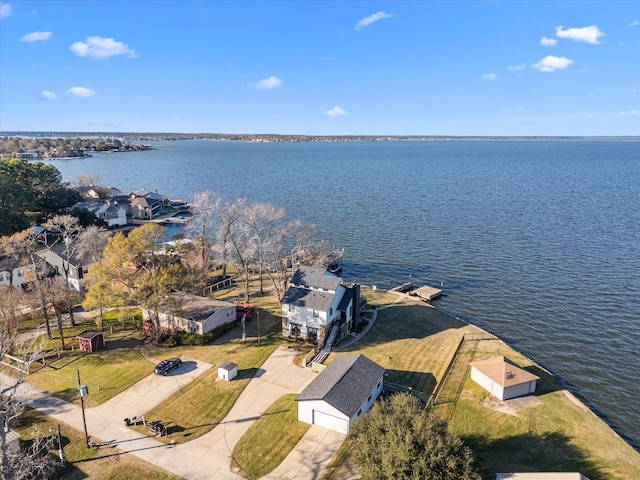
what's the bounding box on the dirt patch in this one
[481,395,541,416]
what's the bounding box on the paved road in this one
[8,346,345,479]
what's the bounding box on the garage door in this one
[313,410,349,434]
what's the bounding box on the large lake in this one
[45,139,640,448]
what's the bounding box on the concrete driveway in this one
[14,347,346,479]
[92,357,209,424]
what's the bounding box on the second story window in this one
[313,310,319,317]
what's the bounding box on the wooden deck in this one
[411,285,443,301]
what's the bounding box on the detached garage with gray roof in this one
[296,354,385,434]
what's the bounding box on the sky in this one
[1,1,639,136]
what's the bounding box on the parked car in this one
[153,357,182,376]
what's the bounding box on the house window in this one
[313,310,319,317]
[357,408,362,416]
[329,307,332,316]
[290,323,301,337]
[288,304,295,312]
[367,394,372,402]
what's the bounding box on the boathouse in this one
[470,356,539,401]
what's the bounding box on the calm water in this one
[46,139,640,448]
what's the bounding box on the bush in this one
[169,322,237,346]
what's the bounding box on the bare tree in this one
[0,286,58,480]
[187,190,217,273]
[74,173,100,187]
[244,202,287,295]
[213,197,255,302]
[0,229,52,339]
[44,215,82,326]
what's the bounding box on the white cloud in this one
[20,31,52,43]
[532,55,573,72]
[249,76,282,90]
[540,37,557,46]
[619,110,639,116]
[323,106,347,117]
[70,36,137,59]
[355,11,393,31]
[556,25,605,44]
[0,2,13,19]
[40,90,57,100]
[65,86,95,98]
[482,73,496,81]
[508,64,526,71]
[630,19,639,27]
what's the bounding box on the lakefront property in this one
[1,146,640,480]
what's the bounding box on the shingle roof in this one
[159,293,236,322]
[470,356,539,387]
[281,286,336,312]
[297,354,385,417]
[290,266,341,291]
[219,361,238,371]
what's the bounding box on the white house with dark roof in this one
[281,266,360,349]
[470,356,539,401]
[142,293,237,335]
[297,354,385,434]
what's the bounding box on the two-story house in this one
[281,266,360,349]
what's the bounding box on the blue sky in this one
[1,1,638,136]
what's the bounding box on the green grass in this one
[135,339,278,444]
[328,289,640,480]
[14,407,179,480]
[231,394,310,480]
[26,328,151,407]
[333,291,477,396]
[448,340,640,480]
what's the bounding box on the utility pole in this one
[77,369,90,448]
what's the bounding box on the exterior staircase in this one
[308,323,341,366]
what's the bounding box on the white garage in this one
[297,354,385,435]
[470,355,539,401]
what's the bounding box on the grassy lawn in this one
[134,339,278,444]
[14,407,179,480]
[26,328,151,407]
[231,394,310,480]
[449,340,640,480]
[326,289,640,480]
[333,291,477,397]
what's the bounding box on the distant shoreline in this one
[2,131,639,144]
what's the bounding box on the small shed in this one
[77,331,105,353]
[470,356,539,401]
[218,362,238,381]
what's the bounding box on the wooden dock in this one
[411,285,443,302]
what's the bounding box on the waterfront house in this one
[470,356,539,401]
[297,354,385,434]
[73,201,127,227]
[141,293,237,335]
[281,266,360,349]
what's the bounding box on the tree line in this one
[0,158,81,237]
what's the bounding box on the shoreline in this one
[379,286,639,452]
